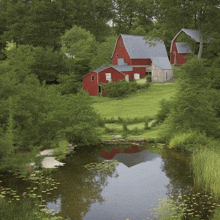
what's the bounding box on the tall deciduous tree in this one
[61,25,97,79]
[90,35,117,70]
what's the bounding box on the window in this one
[105,73,111,81]
[91,75,95,81]
[116,53,118,57]
[120,41,123,46]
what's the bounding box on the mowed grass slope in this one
[91,83,177,119]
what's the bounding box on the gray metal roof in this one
[170,28,203,53]
[121,34,169,59]
[151,57,172,70]
[181,29,201,42]
[112,65,133,72]
[176,42,192,53]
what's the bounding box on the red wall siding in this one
[131,59,152,65]
[170,39,188,66]
[112,35,132,65]
[98,67,125,83]
[99,67,125,96]
[133,67,146,78]
[83,72,98,96]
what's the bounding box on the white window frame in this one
[91,75,95,81]
[105,73,111,81]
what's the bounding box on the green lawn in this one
[91,82,177,119]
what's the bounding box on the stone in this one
[41,157,65,169]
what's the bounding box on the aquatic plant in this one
[152,198,184,220]
[0,170,64,219]
[83,159,118,172]
[192,148,220,200]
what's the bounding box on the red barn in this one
[83,66,132,96]
[170,29,202,66]
[83,34,173,96]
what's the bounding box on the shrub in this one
[156,99,172,123]
[123,122,128,132]
[146,75,151,82]
[212,207,220,220]
[101,80,138,98]
[169,130,209,150]
[53,139,69,160]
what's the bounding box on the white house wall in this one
[151,64,173,82]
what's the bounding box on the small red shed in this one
[83,66,129,96]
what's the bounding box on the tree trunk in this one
[198,35,203,59]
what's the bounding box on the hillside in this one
[91,82,177,140]
[91,82,177,119]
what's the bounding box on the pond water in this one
[0,144,218,220]
[46,144,194,220]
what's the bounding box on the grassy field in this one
[91,82,177,140]
[91,82,176,119]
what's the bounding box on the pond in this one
[0,144,218,219]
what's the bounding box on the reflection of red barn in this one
[83,34,173,96]
[170,29,202,66]
[100,145,140,160]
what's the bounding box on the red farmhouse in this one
[83,34,173,96]
[170,28,203,66]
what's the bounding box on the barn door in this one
[98,86,102,96]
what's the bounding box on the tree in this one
[0,43,69,84]
[164,58,219,138]
[0,0,70,50]
[61,25,97,79]
[90,35,117,70]
[149,0,220,55]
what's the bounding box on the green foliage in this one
[123,123,129,132]
[101,80,139,98]
[90,36,117,70]
[152,198,185,220]
[156,99,172,123]
[146,75,151,82]
[56,72,81,95]
[53,140,69,161]
[164,58,220,139]
[192,148,220,200]
[0,61,100,171]
[61,25,97,77]
[1,43,69,84]
[212,207,220,220]
[169,131,209,150]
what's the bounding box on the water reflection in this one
[0,145,195,220]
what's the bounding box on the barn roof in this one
[181,29,201,42]
[151,57,172,70]
[170,28,204,53]
[176,42,192,54]
[120,34,169,59]
[92,65,133,73]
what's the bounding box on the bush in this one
[53,139,69,160]
[146,75,151,82]
[123,122,128,132]
[101,80,138,98]
[156,99,172,123]
[169,130,209,150]
[212,207,220,220]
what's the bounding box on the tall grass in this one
[192,148,220,200]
